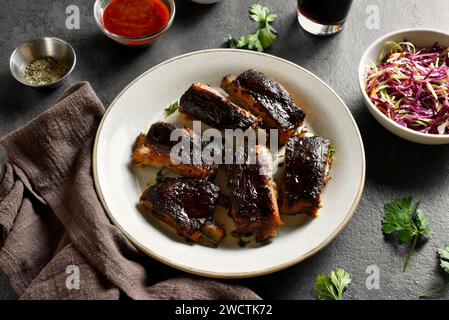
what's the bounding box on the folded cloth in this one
[0,82,260,300]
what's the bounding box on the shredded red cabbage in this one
[365,41,449,134]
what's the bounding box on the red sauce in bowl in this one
[103,0,170,38]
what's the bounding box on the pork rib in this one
[132,121,218,178]
[280,136,332,217]
[179,83,259,130]
[225,145,282,242]
[221,69,305,144]
[140,178,225,245]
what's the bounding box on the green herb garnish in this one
[419,243,449,298]
[155,169,164,183]
[315,268,352,300]
[230,230,253,247]
[439,243,449,274]
[164,100,179,116]
[238,239,251,247]
[230,230,239,238]
[228,4,278,52]
[329,144,336,158]
[381,197,431,272]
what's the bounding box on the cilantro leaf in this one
[381,197,431,272]
[258,26,277,49]
[315,275,337,300]
[441,261,449,274]
[230,230,253,247]
[164,100,179,116]
[438,243,449,261]
[155,169,164,183]
[230,230,239,238]
[419,244,449,298]
[415,209,431,238]
[329,144,336,158]
[228,4,278,52]
[238,238,250,247]
[249,4,268,21]
[315,268,352,300]
[249,4,277,24]
[438,243,449,274]
[238,32,264,52]
[228,35,238,48]
[382,197,414,241]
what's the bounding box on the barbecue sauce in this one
[103,0,170,38]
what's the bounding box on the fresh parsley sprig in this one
[230,230,253,247]
[228,4,278,52]
[439,243,449,274]
[419,243,449,298]
[164,100,179,116]
[381,197,431,272]
[315,268,352,300]
[329,144,336,158]
[155,169,164,183]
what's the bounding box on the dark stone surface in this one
[1,0,449,300]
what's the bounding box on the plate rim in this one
[93,48,366,279]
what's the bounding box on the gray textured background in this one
[1,0,449,300]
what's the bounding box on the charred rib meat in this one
[225,145,282,242]
[179,83,259,130]
[140,178,224,245]
[132,122,218,178]
[280,136,332,217]
[221,69,305,144]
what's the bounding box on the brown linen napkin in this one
[0,82,260,300]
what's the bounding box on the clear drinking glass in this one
[297,0,354,36]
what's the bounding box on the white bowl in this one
[358,28,449,145]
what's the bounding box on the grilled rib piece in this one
[132,122,218,178]
[221,69,305,144]
[140,178,224,245]
[280,136,332,217]
[179,83,259,130]
[225,145,282,242]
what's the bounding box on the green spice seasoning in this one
[23,57,69,85]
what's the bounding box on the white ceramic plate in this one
[93,49,365,278]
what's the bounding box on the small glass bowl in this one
[94,0,176,47]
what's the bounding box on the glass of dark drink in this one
[297,0,354,36]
